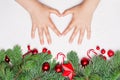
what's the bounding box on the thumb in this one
[50,9,61,17]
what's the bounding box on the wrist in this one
[80,0,100,14]
[16,0,42,14]
[25,1,43,14]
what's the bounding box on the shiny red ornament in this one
[107,49,114,57]
[96,46,100,50]
[99,55,107,60]
[42,62,50,71]
[102,56,107,60]
[32,48,38,54]
[27,45,31,51]
[81,57,90,67]
[55,64,63,73]
[42,48,47,53]
[101,49,106,54]
[5,55,10,63]
[47,50,51,54]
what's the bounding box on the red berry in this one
[96,46,100,50]
[101,49,106,54]
[81,57,90,67]
[107,49,114,57]
[32,48,38,54]
[47,50,51,54]
[103,56,107,60]
[5,55,10,63]
[55,64,62,73]
[27,45,31,51]
[42,62,50,71]
[42,48,47,53]
[99,55,107,60]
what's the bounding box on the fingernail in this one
[87,37,90,40]
[40,41,44,45]
[78,40,82,45]
[48,42,51,45]
[48,41,52,45]
[31,36,34,39]
[78,42,81,45]
[69,40,72,43]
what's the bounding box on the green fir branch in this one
[1,45,120,80]
[67,51,79,73]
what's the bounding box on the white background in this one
[0,0,120,59]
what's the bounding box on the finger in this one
[38,27,44,45]
[69,27,79,43]
[50,9,61,17]
[31,24,36,39]
[49,19,61,36]
[78,28,85,44]
[62,9,72,16]
[44,26,52,44]
[86,25,91,39]
[62,21,74,35]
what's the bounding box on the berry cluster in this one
[42,47,51,54]
[96,46,114,60]
[80,46,115,67]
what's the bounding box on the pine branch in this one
[1,45,120,80]
[67,51,79,73]
[41,71,65,80]
[4,68,14,80]
[0,49,6,63]
[14,69,22,80]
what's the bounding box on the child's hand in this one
[30,3,61,45]
[62,0,100,44]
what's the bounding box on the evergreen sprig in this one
[0,45,120,80]
[67,51,79,73]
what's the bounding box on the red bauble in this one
[47,50,51,54]
[101,49,106,54]
[27,45,31,51]
[5,55,10,63]
[102,56,107,60]
[55,64,62,73]
[81,57,90,67]
[107,49,114,57]
[42,48,47,53]
[32,48,38,54]
[42,62,50,71]
[96,46,100,50]
[99,55,107,60]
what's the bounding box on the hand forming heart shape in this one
[28,1,93,45]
